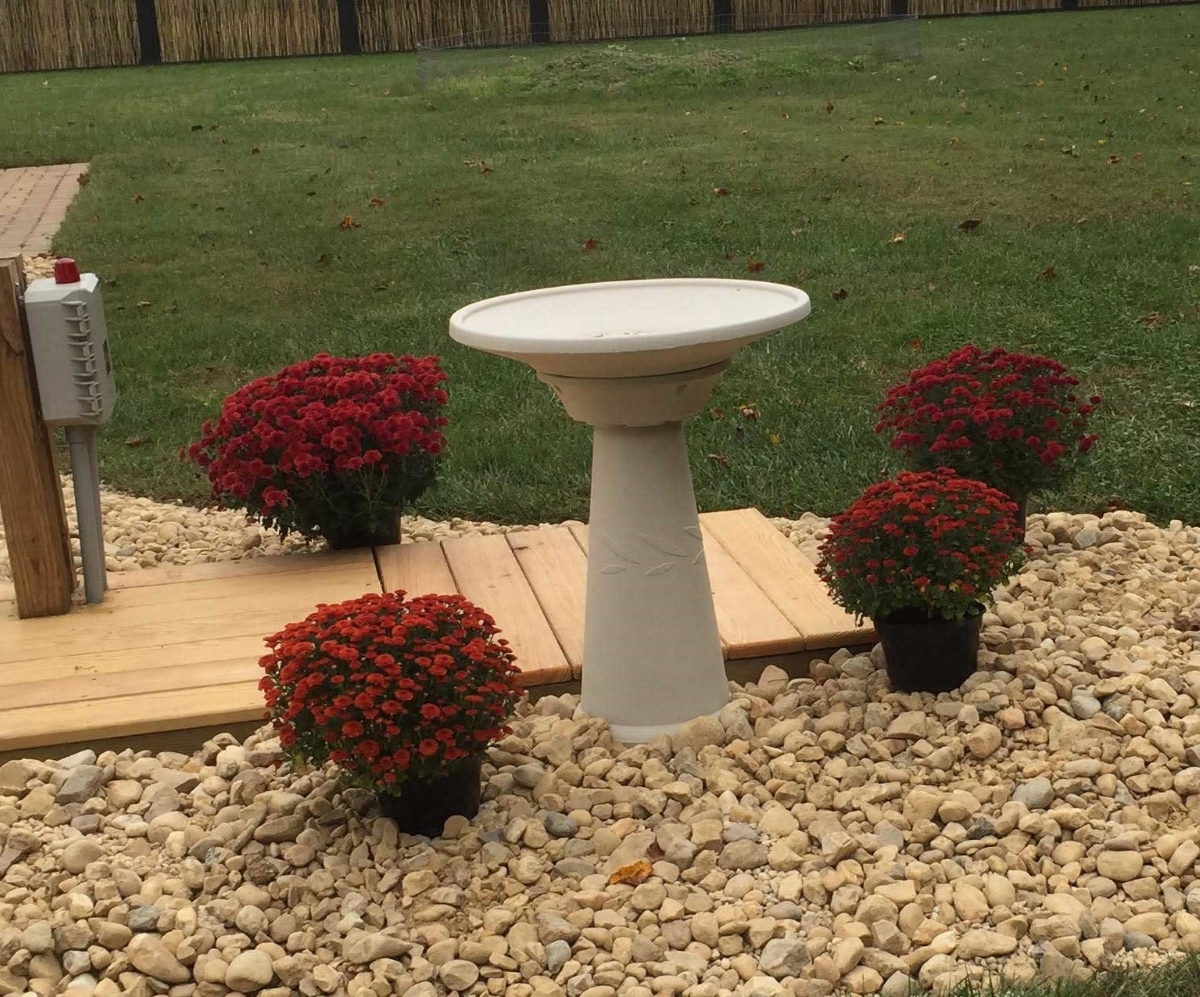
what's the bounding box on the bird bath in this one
[450,278,811,743]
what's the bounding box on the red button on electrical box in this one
[54,258,81,284]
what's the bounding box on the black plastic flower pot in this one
[1013,495,1028,535]
[876,604,984,694]
[377,756,483,837]
[321,517,402,550]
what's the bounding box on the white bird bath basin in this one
[450,278,811,743]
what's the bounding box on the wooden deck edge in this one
[0,720,266,767]
[0,647,885,762]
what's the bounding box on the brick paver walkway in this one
[0,163,90,260]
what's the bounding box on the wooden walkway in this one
[0,164,89,259]
[0,508,873,757]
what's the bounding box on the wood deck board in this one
[699,523,806,659]
[0,568,379,665]
[701,508,874,650]
[507,527,588,677]
[375,539,457,597]
[106,549,371,589]
[0,657,262,711]
[440,534,573,687]
[0,681,266,752]
[0,635,269,687]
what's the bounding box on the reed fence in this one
[1,0,139,72]
[156,0,340,63]
[0,0,1192,74]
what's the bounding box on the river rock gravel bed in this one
[3,509,1200,996]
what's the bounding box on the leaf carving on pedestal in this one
[637,534,690,557]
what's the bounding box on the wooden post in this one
[0,258,75,618]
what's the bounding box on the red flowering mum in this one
[817,468,1026,623]
[185,353,448,543]
[260,592,521,789]
[876,345,1101,499]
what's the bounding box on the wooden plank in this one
[0,634,267,686]
[96,563,378,609]
[0,681,266,752]
[441,534,571,686]
[0,565,378,663]
[0,258,75,618]
[699,523,805,659]
[0,656,261,711]
[701,509,874,650]
[568,522,590,554]
[0,721,265,768]
[107,548,371,589]
[375,539,458,596]
[507,527,588,677]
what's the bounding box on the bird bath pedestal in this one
[450,279,811,743]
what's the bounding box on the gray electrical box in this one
[24,266,117,427]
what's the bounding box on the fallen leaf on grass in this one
[191,124,204,131]
[873,115,886,126]
[710,408,725,420]
[124,436,151,447]
[1061,146,1079,158]
[825,101,834,114]
[769,434,781,444]
[369,197,386,207]
[890,232,906,243]
[1041,264,1057,280]
[307,190,317,197]
[781,112,790,120]
[1145,312,1166,329]
[750,184,762,196]
[958,218,982,233]
[1108,155,1122,165]
[317,254,329,264]
[832,288,849,301]
[713,187,730,197]
[132,194,143,204]
[1188,264,1200,274]
[708,453,730,468]
[909,338,923,351]
[136,300,151,308]
[339,215,358,230]
[251,147,260,155]
[1134,152,1144,162]
[583,238,600,253]
[747,260,765,273]
[739,404,761,420]
[480,166,493,175]
[76,172,90,187]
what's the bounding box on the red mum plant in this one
[260,592,522,790]
[817,468,1026,624]
[186,353,448,547]
[875,345,1100,503]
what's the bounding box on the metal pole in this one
[86,428,107,592]
[66,424,106,604]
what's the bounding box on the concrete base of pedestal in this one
[578,421,730,743]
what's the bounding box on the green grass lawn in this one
[1,7,1198,524]
[945,955,1200,997]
